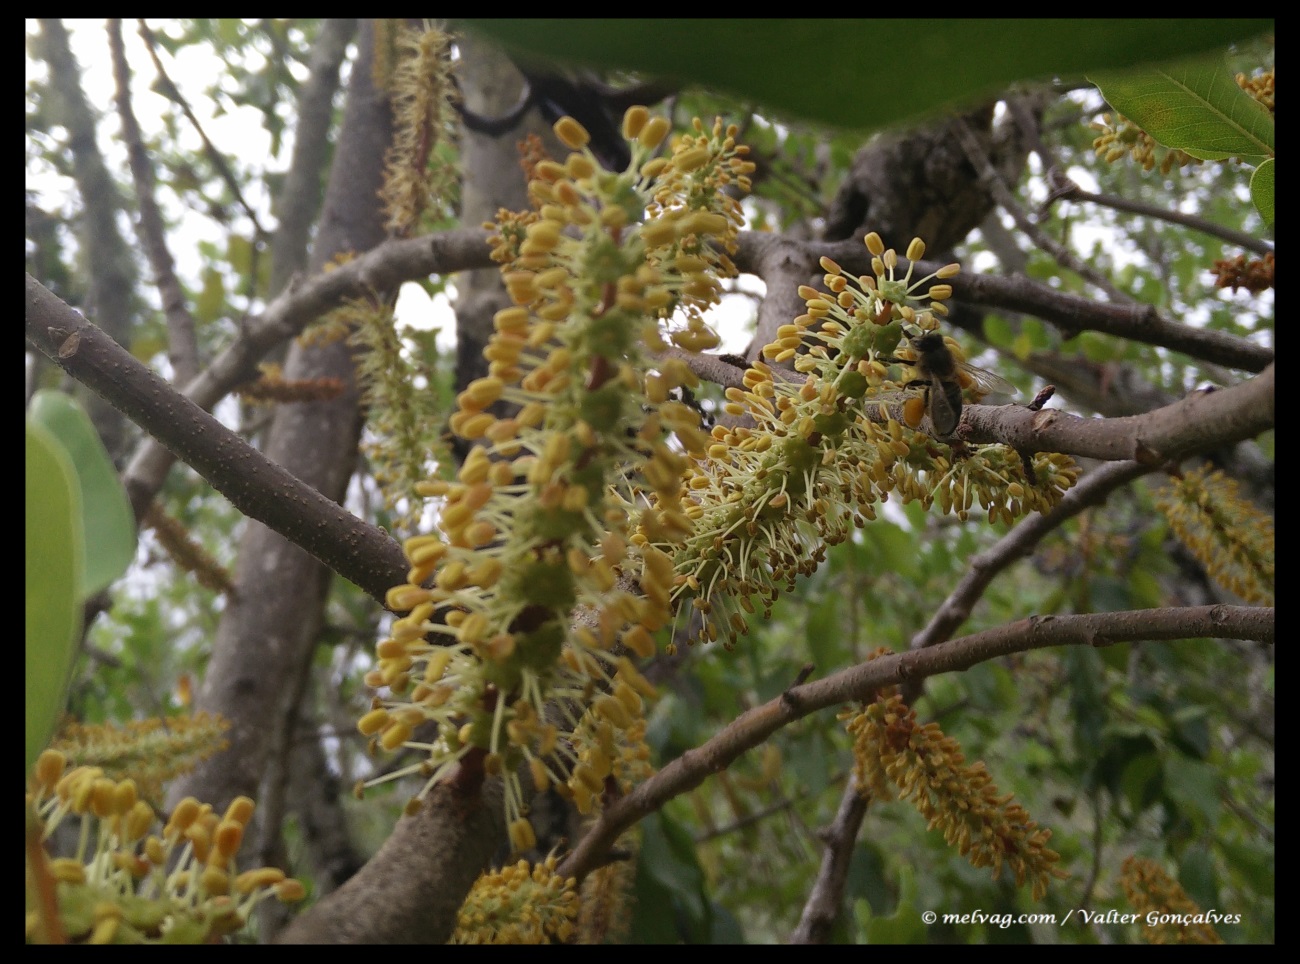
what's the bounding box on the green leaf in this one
[854,864,927,943]
[867,519,919,580]
[632,811,712,942]
[28,391,137,597]
[461,20,1270,133]
[1251,157,1274,226]
[1091,57,1274,161]
[982,314,1014,351]
[1162,755,1222,829]
[1119,751,1163,812]
[804,589,842,670]
[194,265,226,324]
[227,233,254,277]
[1178,845,1218,908]
[26,421,83,772]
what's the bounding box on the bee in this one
[891,333,1016,436]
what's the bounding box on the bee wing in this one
[958,363,1017,398]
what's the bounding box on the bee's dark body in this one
[905,333,964,436]
[886,333,1017,437]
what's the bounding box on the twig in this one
[950,115,1131,303]
[901,460,1155,703]
[1044,172,1273,257]
[136,19,269,239]
[695,786,812,844]
[789,776,869,943]
[108,19,201,385]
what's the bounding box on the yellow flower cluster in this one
[1154,465,1274,604]
[1120,856,1224,944]
[883,435,1080,525]
[1236,67,1274,114]
[643,115,752,333]
[642,233,1077,647]
[1090,113,1199,175]
[844,688,1067,901]
[361,110,750,844]
[451,854,579,944]
[27,750,303,944]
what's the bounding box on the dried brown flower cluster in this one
[844,686,1067,901]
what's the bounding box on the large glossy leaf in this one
[28,390,137,597]
[461,20,1271,133]
[26,422,82,772]
[1091,57,1274,161]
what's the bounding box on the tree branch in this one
[953,366,1273,460]
[276,778,508,944]
[26,274,408,604]
[950,114,1131,303]
[137,19,269,239]
[121,228,492,516]
[1044,173,1274,257]
[268,18,357,296]
[900,460,1154,708]
[737,231,1275,373]
[789,776,869,944]
[35,18,138,461]
[108,18,201,386]
[558,605,1272,882]
[856,362,1272,463]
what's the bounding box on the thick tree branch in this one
[855,362,1272,462]
[26,274,407,604]
[276,778,508,944]
[952,365,1273,460]
[559,605,1272,883]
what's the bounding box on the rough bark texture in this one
[823,101,1040,253]
[277,778,507,944]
